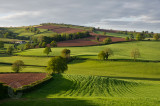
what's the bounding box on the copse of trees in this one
[118,30,154,39]
[0,41,4,48]
[98,48,113,61]
[136,33,144,41]
[103,37,112,44]
[50,41,57,47]
[12,60,25,73]
[47,56,68,74]
[125,37,129,41]
[25,27,40,34]
[153,34,159,40]
[6,46,14,55]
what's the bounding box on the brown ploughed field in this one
[0,73,47,88]
[57,33,125,47]
[38,25,125,47]
[38,25,84,34]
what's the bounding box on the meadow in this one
[1,74,160,106]
[16,41,160,61]
[0,36,160,105]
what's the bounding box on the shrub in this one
[0,83,8,99]
[12,60,25,73]
[153,34,159,40]
[125,37,129,41]
[98,48,113,60]
[61,49,71,59]
[43,47,52,56]
[103,37,112,44]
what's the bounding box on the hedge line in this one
[0,82,8,99]
[0,74,52,99]
[14,75,53,93]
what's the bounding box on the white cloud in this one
[0,0,159,32]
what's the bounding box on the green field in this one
[95,31,130,38]
[16,41,160,61]
[0,40,160,105]
[1,74,160,106]
[6,27,56,37]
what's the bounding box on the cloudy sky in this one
[0,0,160,32]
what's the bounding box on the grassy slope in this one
[95,31,129,38]
[16,41,160,61]
[7,27,55,37]
[1,74,160,106]
[67,60,160,78]
[0,41,160,105]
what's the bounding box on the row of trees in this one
[25,27,40,34]
[30,31,91,44]
[12,48,71,74]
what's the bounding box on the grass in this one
[0,38,27,42]
[67,60,160,78]
[0,38,160,105]
[0,56,50,66]
[16,41,160,61]
[1,74,160,106]
[6,27,56,37]
[95,31,129,38]
[0,64,45,73]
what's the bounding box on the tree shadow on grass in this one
[23,74,74,98]
[68,59,86,65]
[0,98,97,106]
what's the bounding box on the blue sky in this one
[0,0,160,32]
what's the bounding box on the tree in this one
[103,32,106,35]
[42,42,47,48]
[125,37,129,41]
[7,46,14,55]
[129,34,134,40]
[153,34,159,40]
[24,42,31,50]
[47,56,68,74]
[50,41,57,47]
[12,60,24,73]
[131,48,141,61]
[61,49,71,59]
[0,41,4,48]
[103,37,112,44]
[95,36,100,41]
[98,48,113,60]
[136,33,143,41]
[43,47,52,56]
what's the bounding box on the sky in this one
[0,0,160,32]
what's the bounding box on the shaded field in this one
[0,73,47,88]
[24,74,139,98]
[16,41,160,61]
[1,74,160,105]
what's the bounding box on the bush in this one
[12,60,25,73]
[153,34,159,40]
[0,83,8,99]
[103,37,112,44]
[125,37,129,41]
[98,48,113,60]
